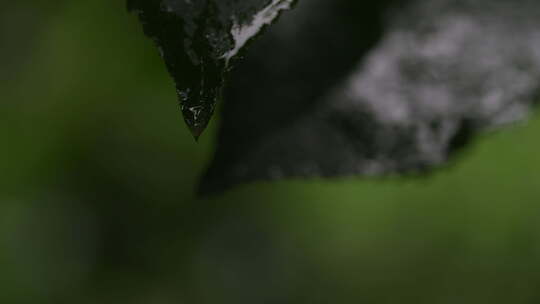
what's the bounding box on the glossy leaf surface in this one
[129,0,295,139]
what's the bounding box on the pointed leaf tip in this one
[130,0,296,141]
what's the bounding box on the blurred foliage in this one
[1,1,540,303]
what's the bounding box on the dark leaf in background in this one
[200,0,540,194]
[129,0,296,139]
[129,0,540,195]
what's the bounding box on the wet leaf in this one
[129,0,539,194]
[199,0,540,194]
[129,0,296,139]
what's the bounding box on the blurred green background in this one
[2,1,540,303]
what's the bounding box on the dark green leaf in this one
[200,0,540,194]
[129,0,296,139]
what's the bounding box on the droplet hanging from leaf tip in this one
[190,127,203,142]
[185,117,207,142]
[181,98,216,141]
